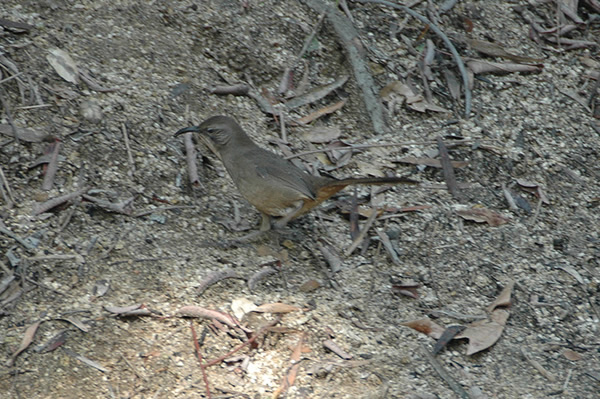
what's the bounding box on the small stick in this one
[41,140,61,191]
[345,207,378,256]
[210,84,250,96]
[33,186,89,215]
[501,183,518,211]
[279,110,287,143]
[0,86,18,142]
[520,347,556,382]
[420,344,470,399]
[183,132,200,186]
[375,229,400,265]
[530,196,543,226]
[0,71,24,85]
[437,136,462,200]
[190,321,212,399]
[0,165,14,207]
[121,123,135,177]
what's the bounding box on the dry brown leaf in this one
[516,179,549,204]
[285,75,348,110]
[465,38,545,63]
[297,99,347,125]
[401,317,445,339]
[47,48,79,84]
[456,309,509,355]
[456,207,510,226]
[301,125,342,143]
[7,320,42,366]
[323,339,353,360]
[380,81,450,113]
[231,297,257,320]
[177,306,240,328]
[252,303,301,314]
[486,280,515,312]
[391,282,420,299]
[298,279,321,292]
[273,333,306,399]
[563,349,583,361]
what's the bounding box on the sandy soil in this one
[1,1,599,398]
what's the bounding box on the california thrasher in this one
[175,116,415,232]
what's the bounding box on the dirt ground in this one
[1,1,599,398]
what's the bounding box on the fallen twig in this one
[122,123,135,178]
[41,140,61,191]
[345,206,378,256]
[190,321,212,399]
[183,132,201,186]
[196,269,243,295]
[436,136,462,200]
[0,165,15,207]
[421,344,471,399]
[303,0,387,133]
[33,186,89,215]
[520,347,556,382]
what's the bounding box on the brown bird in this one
[175,116,415,232]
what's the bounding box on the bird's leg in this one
[259,213,272,231]
[272,201,304,230]
[220,213,272,247]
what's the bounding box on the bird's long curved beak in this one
[174,126,201,137]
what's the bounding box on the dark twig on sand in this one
[303,0,388,134]
[437,136,462,200]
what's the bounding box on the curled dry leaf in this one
[391,282,421,299]
[323,339,353,360]
[247,264,278,292]
[456,207,510,227]
[298,279,321,292]
[516,179,549,204]
[47,48,79,84]
[380,81,450,113]
[196,269,242,295]
[464,38,545,63]
[231,297,256,320]
[297,99,347,125]
[401,317,445,339]
[455,308,509,355]
[302,125,342,143]
[432,325,466,355]
[486,280,515,312]
[273,332,306,399]
[7,320,42,366]
[285,75,348,110]
[177,305,247,331]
